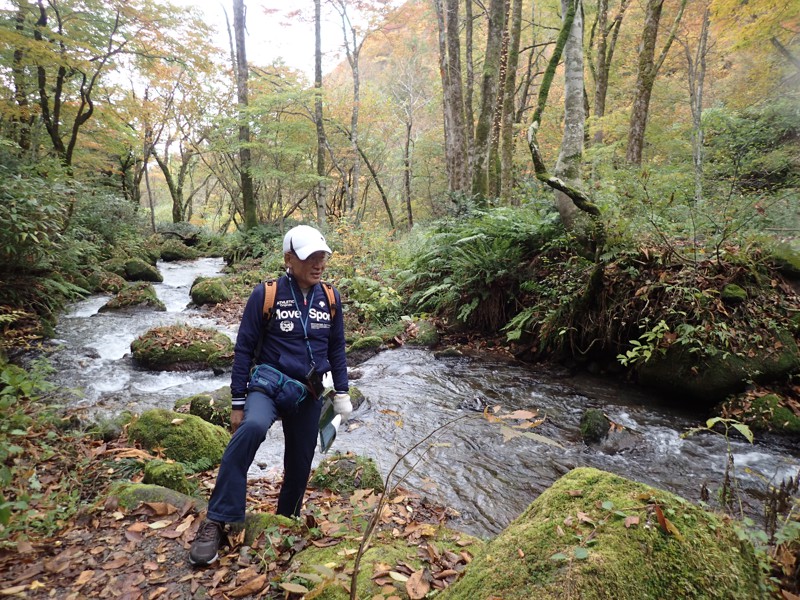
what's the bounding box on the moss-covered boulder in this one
[109,482,206,513]
[190,277,231,306]
[80,268,127,294]
[103,257,163,283]
[406,318,440,347]
[99,282,166,312]
[579,409,609,443]
[143,459,195,495]
[769,243,800,279]
[721,283,747,303]
[438,467,765,600]
[160,238,199,262]
[130,324,233,371]
[721,392,800,435]
[127,409,229,471]
[638,329,800,405]
[181,387,233,428]
[308,453,384,495]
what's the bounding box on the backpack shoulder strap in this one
[262,279,277,321]
[321,282,337,319]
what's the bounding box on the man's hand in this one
[333,393,353,421]
[230,409,244,433]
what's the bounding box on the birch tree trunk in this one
[683,5,710,205]
[554,0,584,228]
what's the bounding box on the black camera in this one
[305,365,324,399]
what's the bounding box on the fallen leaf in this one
[148,520,173,530]
[389,571,409,583]
[499,410,538,420]
[75,570,94,586]
[406,569,430,600]
[230,574,267,597]
[624,516,640,529]
[279,581,310,594]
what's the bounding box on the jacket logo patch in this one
[280,320,294,332]
[308,307,331,321]
[276,308,301,320]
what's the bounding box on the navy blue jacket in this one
[231,274,348,398]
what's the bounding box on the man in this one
[189,224,352,567]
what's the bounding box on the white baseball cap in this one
[282,225,332,260]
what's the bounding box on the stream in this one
[45,258,800,539]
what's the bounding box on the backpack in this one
[261,279,337,320]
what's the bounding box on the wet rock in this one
[130,324,233,371]
[99,282,166,312]
[190,277,231,306]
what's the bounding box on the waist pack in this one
[248,364,307,417]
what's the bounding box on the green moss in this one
[750,393,800,434]
[130,324,233,370]
[104,257,163,282]
[143,459,195,495]
[579,409,609,443]
[99,282,166,312]
[308,453,384,495]
[109,482,206,512]
[295,524,482,600]
[439,467,765,600]
[190,277,231,306]
[348,336,384,352]
[721,284,747,303]
[88,410,135,442]
[160,238,199,261]
[127,409,229,471]
[185,388,232,428]
[406,318,440,347]
[769,243,800,278]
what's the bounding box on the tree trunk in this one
[588,0,629,144]
[500,0,522,202]
[683,5,710,205]
[472,0,506,201]
[314,0,327,228]
[626,0,686,164]
[554,0,585,228]
[233,0,257,229]
[12,4,32,154]
[465,0,475,170]
[404,119,414,227]
[434,0,469,194]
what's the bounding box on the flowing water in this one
[46,259,800,539]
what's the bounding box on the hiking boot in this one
[189,519,225,566]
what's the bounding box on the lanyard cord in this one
[287,275,316,367]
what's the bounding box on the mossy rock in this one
[130,324,233,371]
[348,336,383,352]
[725,392,800,435]
[143,459,195,495]
[99,282,166,312]
[89,410,135,442]
[406,318,440,347]
[721,283,747,303]
[184,388,233,428]
[104,257,163,283]
[190,277,231,306]
[81,268,127,294]
[308,453,384,495]
[638,329,800,406]
[438,467,764,600]
[160,238,199,262]
[769,243,800,279]
[579,409,609,443]
[109,482,206,513]
[127,408,229,471]
[294,521,482,600]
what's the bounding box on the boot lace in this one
[196,520,221,542]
